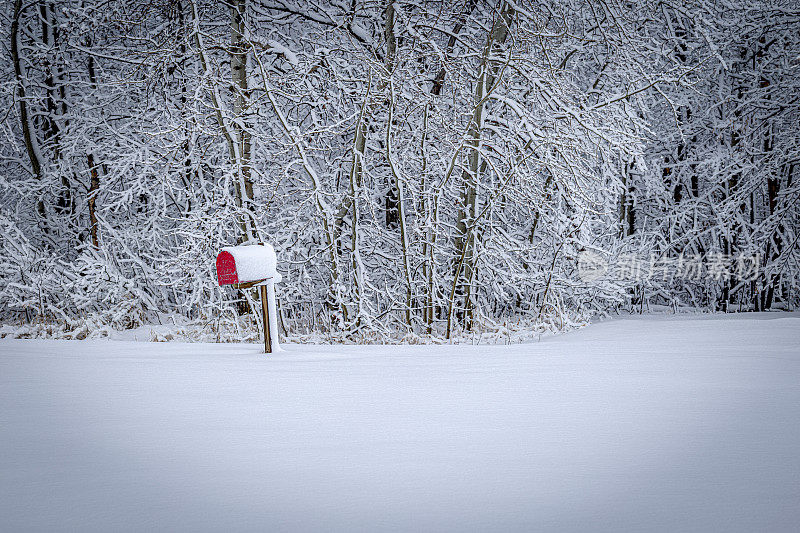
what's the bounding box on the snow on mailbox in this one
[216,243,281,354]
[216,243,281,286]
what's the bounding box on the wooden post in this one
[260,284,271,353]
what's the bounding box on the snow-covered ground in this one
[1,314,799,532]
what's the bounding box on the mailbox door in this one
[216,251,239,285]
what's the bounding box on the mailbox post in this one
[260,285,271,353]
[216,243,281,353]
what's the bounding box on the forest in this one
[1,0,798,342]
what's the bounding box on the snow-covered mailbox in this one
[216,243,282,353]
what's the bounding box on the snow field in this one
[1,314,799,532]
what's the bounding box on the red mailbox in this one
[216,243,281,354]
[216,243,280,286]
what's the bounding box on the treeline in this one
[1,0,798,340]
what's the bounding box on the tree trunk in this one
[230,0,256,242]
[85,33,102,249]
[39,1,72,217]
[383,0,400,229]
[11,0,47,225]
[451,1,514,333]
[620,158,635,237]
[431,0,480,96]
[348,80,370,325]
